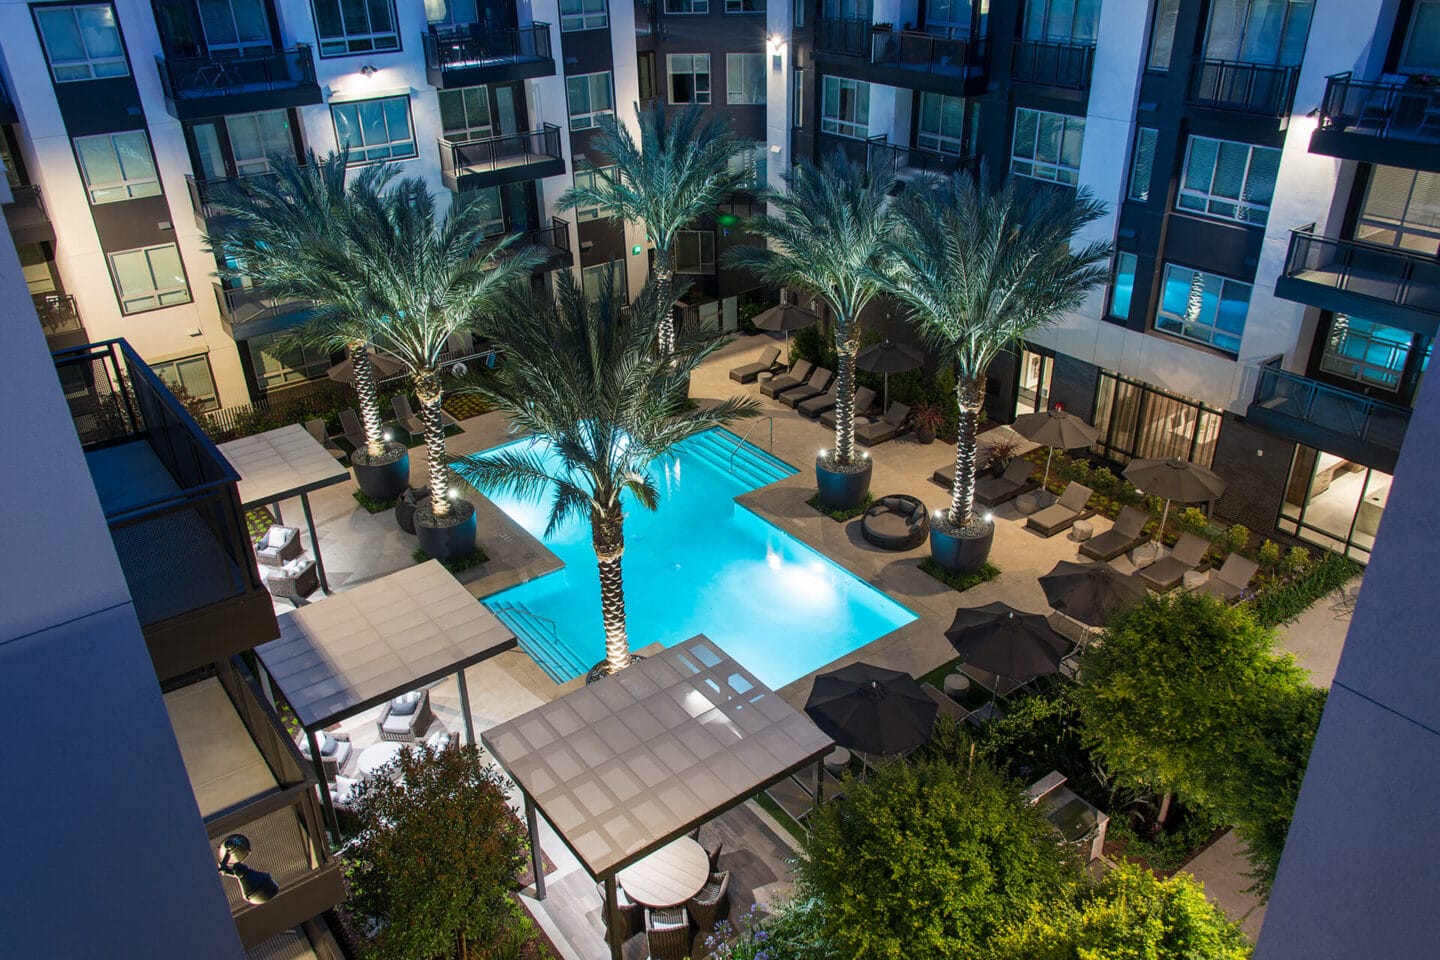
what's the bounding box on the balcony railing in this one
[1311,72,1440,170]
[502,217,571,255]
[1250,358,1409,468]
[185,171,282,221]
[4,183,53,242]
[815,18,987,78]
[1010,38,1094,90]
[215,283,316,328]
[1187,57,1298,117]
[814,16,872,56]
[438,124,565,188]
[865,137,977,181]
[1280,223,1440,325]
[156,45,319,115]
[34,292,81,336]
[421,23,552,76]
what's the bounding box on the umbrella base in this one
[816,454,872,510]
[929,517,995,574]
[415,497,476,562]
[352,441,410,501]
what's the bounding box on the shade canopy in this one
[254,561,515,730]
[752,302,821,333]
[945,602,1069,681]
[1039,560,1148,627]
[218,423,351,510]
[483,636,832,881]
[856,340,924,375]
[1123,457,1227,503]
[1010,409,1099,450]
[325,350,406,384]
[804,661,937,756]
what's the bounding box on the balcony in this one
[214,283,319,340]
[495,217,572,273]
[1274,224,1440,337]
[438,124,565,191]
[864,136,977,184]
[1248,358,1409,473]
[1186,58,1298,119]
[34,292,86,348]
[3,185,55,246]
[165,659,344,947]
[422,23,554,88]
[156,45,321,121]
[52,339,277,681]
[1310,73,1440,173]
[813,19,989,96]
[1010,39,1094,91]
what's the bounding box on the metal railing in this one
[186,170,283,219]
[438,124,563,179]
[497,216,571,256]
[814,18,987,77]
[4,183,49,223]
[1252,358,1410,458]
[34,292,81,335]
[1186,57,1298,117]
[421,22,551,72]
[813,16,872,56]
[1316,71,1440,143]
[865,137,977,181]
[1010,38,1094,90]
[214,282,316,326]
[1282,223,1440,318]
[728,416,774,467]
[156,44,317,102]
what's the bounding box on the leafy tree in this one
[555,102,752,354]
[448,275,759,674]
[988,862,1253,960]
[343,743,529,960]
[880,173,1110,531]
[725,152,896,468]
[796,757,1076,959]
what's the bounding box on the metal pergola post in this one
[525,795,546,900]
[299,492,329,593]
[456,668,476,745]
[308,727,341,846]
[603,875,622,960]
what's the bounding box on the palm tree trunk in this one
[414,368,451,518]
[947,375,984,528]
[593,508,632,674]
[654,245,675,356]
[349,340,387,457]
[832,326,859,466]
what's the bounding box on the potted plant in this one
[980,434,1024,478]
[911,402,944,445]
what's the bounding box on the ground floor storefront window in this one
[1091,370,1222,467]
[1278,445,1390,561]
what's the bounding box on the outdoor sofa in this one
[861,495,930,551]
[376,689,434,742]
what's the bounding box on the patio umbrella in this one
[325,349,406,384]
[804,661,937,757]
[856,339,924,410]
[1122,457,1228,540]
[1010,409,1099,492]
[1038,560,1148,628]
[945,602,1069,696]
[753,301,821,358]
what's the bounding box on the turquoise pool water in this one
[477,429,917,688]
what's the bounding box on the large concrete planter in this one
[816,455,873,510]
[415,497,476,562]
[929,516,995,574]
[352,441,410,501]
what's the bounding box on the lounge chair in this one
[599,883,643,945]
[974,459,1041,507]
[778,367,833,408]
[645,907,691,960]
[305,418,347,460]
[1136,532,1211,592]
[921,682,970,723]
[798,380,842,418]
[861,495,929,550]
[729,345,783,383]
[958,662,1027,700]
[1194,553,1259,602]
[255,525,302,567]
[760,359,814,398]
[819,386,877,427]
[1026,482,1095,538]
[338,408,367,449]
[856,402,910,446]
[392,394,459,440]
[298,729,352,780]
[687,871,731,931]
[1080,506,1151,562]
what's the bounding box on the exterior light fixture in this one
[768,34,784,54]
[360,64,377,78]
[217,834,279,905]
[383,429,393,441]
[631,244,643,256]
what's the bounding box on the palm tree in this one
[555,102,753,354]
[725,152,896,474]
[883,172,1111,538]
[448,275,760,676]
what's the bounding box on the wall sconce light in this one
[217,835,279,905]
[768,34,784,54]
[360,64,377,78]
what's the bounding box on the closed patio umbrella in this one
[325,349,406,384]
[945,602,1069,699]
[1038,560,1147,628]
[753,301,821,359]
[856,339,924,410]
[1122,457,1227,542]
[1010,409,1099,493]
[804,661,937,757]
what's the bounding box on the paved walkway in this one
[1180,829,1268,940]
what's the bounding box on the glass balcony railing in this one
[1250,358,1410,464]
[156,45,319,108]
[438,124,565,187]
[814,18,987,79]
[1187,57,1298,117]
[420,23,552,76]
[865,136,977,181]
[1010,38,1094,90]
[1280,223,1440,322]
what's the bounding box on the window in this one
[821,77,869,139]
[1355,167,1440,255]
[727,143,767,191]
[572,163,619,221]
[310,0,399,57]
[1401,1,1440,74]
[74,131,160,204]
[247,332,331,392]
[1128,127,1157,202]
[457,186,506,235]
[197,0,270,53]
[560,0,608,30]
[1155,263,1250,354]
[727,53,765,104]
[152,355,219,410]
[1319,315,1414,390]
[725,0,764,11]
[581,259,626,301]
[917,92,968,156]
[331,96,415,163]
[1279,446,1390,561]
[109,244,191,313]
[1011,108,1084,185]
[1147,0,1179,70]
[668,54,711,104]
[1202,0,1314,67]
[567,72,614,130]
[1023,0,1100,42]
[425,0,478,27]
[226,111,294,175]
[1092,370,1223,467]
[1109,252,1137,320]
[438,87,493,141]
[676,230,715,273]
[792,68,804,127]
[925,0,982,37]
[822,0,871,16]
[638,51,656,100]
[665,0,708,13]
[1176,136,1280,226]
[793,0,804,27]
[34,4,127,82]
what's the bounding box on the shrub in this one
[1118,481,1143,505]
[1224,522,1251,554]
[790,324,833,368]
[1257,539,1282,569]
[1088,465,1117,493]
[1283,546,1311,575]
[1249,549,1361,628]
[918,559,1001,593]
[1175,507,1209,534]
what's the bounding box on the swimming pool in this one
[476,429,917,689]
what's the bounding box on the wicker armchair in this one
[298,730,352,779]
[377,689,434,742]
[687,871,731,931]
[599,883,643,946]
[266,558,319,601]
[255,525,302,567]
[645,907,691,960]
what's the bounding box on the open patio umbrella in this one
[945,602,1069,700]
[753,301,821,359]
[1039,560,1148,628]
[1010,409,1099,492]
[856,339,924,410]
[325,349,406,384]
[1122,457,1228,541]
[804,661,937,757]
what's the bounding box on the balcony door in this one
[1202,0,1313,66]
[186,109,298,181]
[923,0,986,38]
[1353,166,1440,256]
[1022,0,1099,43]
[197,0,273,55]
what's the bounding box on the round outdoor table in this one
[356,741,404,777]
[615,837,710,909]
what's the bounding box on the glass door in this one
[197,0,272,55]
[1014,348,1052,416]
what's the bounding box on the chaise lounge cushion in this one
[1137,532,1211,591]
[1080,506,1150,562]
[1026,482,1094,537]
[973,459,1040,506]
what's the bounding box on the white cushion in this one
[319,732,337,757]
[426,731,450,751]
[332,775,357,805]
[267,527,288,548]
[382,714,413,734]
[389,690,422,716]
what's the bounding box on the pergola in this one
[254,561,516,840]
[219,423,351,593]
[483,636,834,960]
